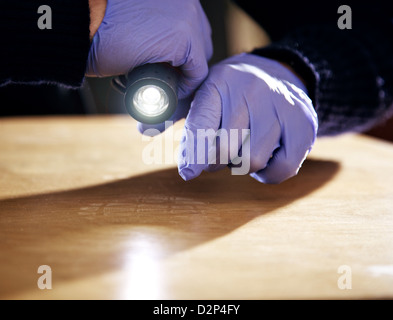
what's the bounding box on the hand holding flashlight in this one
[86,0,213,100]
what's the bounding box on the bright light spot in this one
[133,85,169,117]
[142,86,161,105]
[117,233,164,300]
[367,265,393,277]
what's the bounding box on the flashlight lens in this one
[133,85,169,117]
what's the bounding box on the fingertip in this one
[178,165,203,181]
[250,150,304,185]
[137,122,165,136]
[178,167,193,181]
[250,171,289,185]
[249,172,266,184]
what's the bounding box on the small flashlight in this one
[112,63,179,124]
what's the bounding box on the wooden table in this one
[0,116,392,300]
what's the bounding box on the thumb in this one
[178,83,222,181]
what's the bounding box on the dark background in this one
[0,0,229,118]
[0,0,391,141]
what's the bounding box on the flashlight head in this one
[124,64,178,124]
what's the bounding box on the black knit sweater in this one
[237,0,393,136]
[0,0,90,88]
[1,0,392,136]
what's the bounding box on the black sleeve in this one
[236,1,393,136]
[0,0,91,89]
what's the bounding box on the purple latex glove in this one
[86,0,213,100]
[178,53,318,184]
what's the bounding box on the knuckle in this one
[277,159,299,180]
[250,157,268,173]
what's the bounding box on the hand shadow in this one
[0,158,339,297]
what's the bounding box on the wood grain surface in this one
[0,116,392,300]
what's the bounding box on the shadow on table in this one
[0,158,340,297]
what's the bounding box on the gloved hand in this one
[178,53,318,184]
[86,0,213,100]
